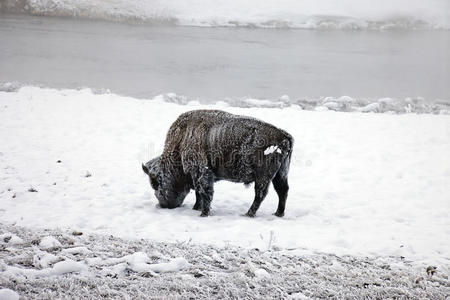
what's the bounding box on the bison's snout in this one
[159,202,180,209]
[155,189,186,209]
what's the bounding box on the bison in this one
[142,109,293,217]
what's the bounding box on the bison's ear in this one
[142,163,149,175]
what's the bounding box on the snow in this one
[146,257,189,273]
[1,0,449,29]
[33,251,60,268]
[6,235,23,245]
[62,246,91,255]
[0,289,19,300]
[39,236,62,249]
[264,146,282,155]
[124,252,156,274]
[50,260,87,276]
[86,251,188,274]
[254,268,270,279]
[3,259,86,278]
[241,98,287,108]
[0,233,23,245]
[0,86,449,271]
[288,292,310,300]
[359,102,381,113]
[322,101,341,111]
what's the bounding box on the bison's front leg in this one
[193,169,215,217]
[193,191,202,211]
[245,179,270,217]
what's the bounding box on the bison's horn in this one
[142,163,149,175]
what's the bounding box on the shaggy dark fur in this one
[142,110,293,217]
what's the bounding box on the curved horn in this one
[142,163,149,175]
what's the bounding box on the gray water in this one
[0,14,449,101]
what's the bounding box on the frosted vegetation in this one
[1,224,448,299]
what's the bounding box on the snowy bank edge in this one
[1,83,449,115]
[1,0,449,30]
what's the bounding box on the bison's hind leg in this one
[272,170,289,217]
[245,179,270,217]
[245,155,287,217]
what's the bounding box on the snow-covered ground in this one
[0,86,449,272]
[0,224,448,299]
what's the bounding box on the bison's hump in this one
[175,109,291,137]
[162,109,293,161]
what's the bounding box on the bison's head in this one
[142,157,189,209]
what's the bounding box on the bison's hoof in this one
[274,211,284,217]
[245,211,256,218]
[200,212,210,217]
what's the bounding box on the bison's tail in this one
[278,136,293,176]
